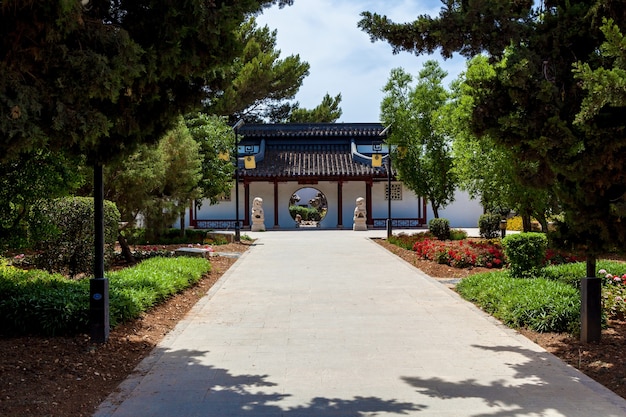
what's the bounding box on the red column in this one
[337,181,343,229]
[274,181,279,228]
[244,182,250,227]
[366,180,373,226]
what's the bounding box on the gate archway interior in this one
[289,187,328,228]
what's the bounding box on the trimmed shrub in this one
[506,216,523,231]
[478,213,501,238]
[450,228,468,240]
[388,232,433,250]
[428,218,450,240]
[502,232,548,278]
[123,228,207,245]
[289,205,322,221]
[28,197,120,277]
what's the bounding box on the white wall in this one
[188,182,481,230]
[427,190,483,228]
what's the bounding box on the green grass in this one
[456,270,580,333]
[0,256,211,336]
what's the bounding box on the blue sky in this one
[256,0,467,123]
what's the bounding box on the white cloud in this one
[257,0,465,122]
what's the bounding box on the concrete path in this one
[94,230,626,417]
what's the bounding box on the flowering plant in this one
[598,268,626,320]
[413,238,505,269]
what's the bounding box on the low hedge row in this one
[0,257,211,336]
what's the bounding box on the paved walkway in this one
[94,230,626,417]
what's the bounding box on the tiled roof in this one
[240,145,388,179]
[236,123,391,179]
[238,123,386,138]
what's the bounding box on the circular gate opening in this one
[289,187,328,227]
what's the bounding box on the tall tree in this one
[144,119,202,239]
[0,0,293,163]
[380,62,456,218]
[288,93,343,123]
[360,0,626,341]
[185,113,236,205]
[97,118,202,260]
[206,16,310,122]
[573,18,626,124]
[360,0,626,256]
[441,56,557,230]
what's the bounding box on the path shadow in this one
[97,347,426,416]
[401,344,626,417]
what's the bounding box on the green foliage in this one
[443,56,557,224]
[0,150,84,248]
[542,261,626,321]
[121,228,208,245]
[0,257,210,336]
[449,228,468,240]
[387,232,433,250]
[0,0,293,163]
[573,18,626,125]
[0,263,90,336]
[206,16,311,122]
[360,0,626,283]
[99,117,202,239]
[456,272,580,333]
[380,63,457,218]
[428,218,450,240]
[502,233,547,278]
[289,205,321,221]
[107,257,210,326]
[28,197,120,277]
[185,113,236,205]
[240,233,254,242]
[288,93,343,123]
[143,119,202,238]
[478,213,501,239]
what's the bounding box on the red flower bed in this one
[413,238,505,268]
[411,238,579,269]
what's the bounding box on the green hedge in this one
[28,197,120,277]
[0,257,211,336]
[479,213,501,239]
[456,271,580,333]
[502,232,547,278]
[289,205,322,221]
[428,218,450,240]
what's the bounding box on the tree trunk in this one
[179,211,186,237]
[522,214,532,232]
[117,233,136,265]
[431,203,439,219]
[536,213,548,233]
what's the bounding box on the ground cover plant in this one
[456,271,580,333]
[0,256,211,336]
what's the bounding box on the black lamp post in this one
[379,125,392,238]
[233,119,244,242]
